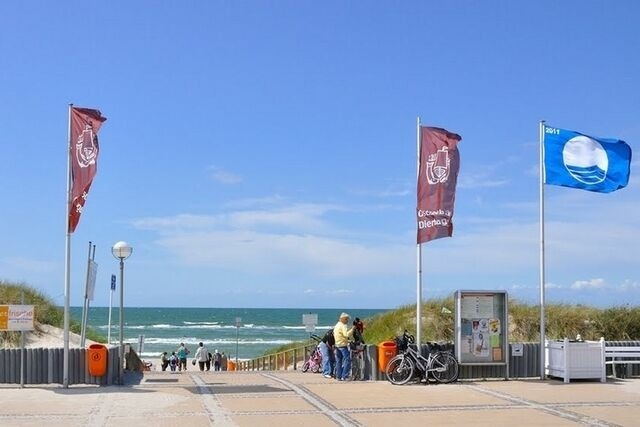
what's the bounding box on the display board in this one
[0,305,35,331]
[455,291,508,371]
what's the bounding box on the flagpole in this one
[416,116,422,347]
[539,119,546,380]
[63,104,73,388]
[80,241,91,346]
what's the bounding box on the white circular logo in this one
[562,135,608,184]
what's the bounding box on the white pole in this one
[416,116,423,347]
[119,258,125,385]
[80,241,92,346]
[63,103,73,388]
[20,292,25,388]
[539,120,546,380]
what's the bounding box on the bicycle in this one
[385,330,459,385]
[301,334,323,373]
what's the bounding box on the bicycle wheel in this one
[430,352,459,383]
[385,355,415,385]
[311,363,320,373]
[301,360,310,372]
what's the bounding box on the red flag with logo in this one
[417,126,462,244]
[68,107,106,233]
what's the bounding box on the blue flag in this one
[543,125,631,193]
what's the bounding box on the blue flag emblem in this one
[544,126,631,193]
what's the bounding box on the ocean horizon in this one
[72,306,388,360]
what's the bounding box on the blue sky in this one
[1,2,638,309]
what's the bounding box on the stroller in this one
[301,334,323,373]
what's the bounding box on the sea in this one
[71,307,387,360]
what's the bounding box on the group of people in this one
[318,312,366,381]
[160,342,225,372]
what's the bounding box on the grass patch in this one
[1,280,106,346]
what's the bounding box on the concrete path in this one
[1,370,639,426]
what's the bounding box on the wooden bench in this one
[603,340,640,378]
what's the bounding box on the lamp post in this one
[112,241,132,385]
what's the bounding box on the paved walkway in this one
[1,370,639,426]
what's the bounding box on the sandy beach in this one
[2,324,95,349]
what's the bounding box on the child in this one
[169,352,178,372]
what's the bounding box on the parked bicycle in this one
[301,334,323,373]
[385,330,459,385]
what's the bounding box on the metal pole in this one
[63,103,73,389]
[20,292,25,388]
[539,120,546,380]
[81,241,92,346]
[416,116,422,346]
[235,326,239,366]
[119,258,125,385]
[108,286,113,344]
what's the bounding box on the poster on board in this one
[455,291,508,368]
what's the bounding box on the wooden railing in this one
[236,341,318,371]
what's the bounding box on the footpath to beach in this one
[0,370,639,426]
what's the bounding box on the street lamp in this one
[112,241,132,385]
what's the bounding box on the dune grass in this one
[0,280,106,346]
[261,298,639,357]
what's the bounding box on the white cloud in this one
[620,280,640,291]
[154,230,411,278]
[208,166,242,184]
[350,182,411,198]
[228,203,339,232]
[458,173,509,189]
[131,214,220,230]
[571,278,606,290]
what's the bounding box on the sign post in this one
[108,274,116,344]
[234,317,242,366]
[302,313,318,337]
[0,304,35,388]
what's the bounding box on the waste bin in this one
[88,344,108,377]
[227,360,236,371]
[377,341,397,373]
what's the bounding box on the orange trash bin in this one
[227,360,236,371]
[88,344,108,377]
[377,341,397,372]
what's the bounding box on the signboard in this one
[111,274,116,291]
[302,313,318,333]
[87,260,98,301]
[0,305,35,331]
[512,343,523,357]
[235,317,243,327]
[455,290,508,378]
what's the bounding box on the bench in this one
[603,340,640,378]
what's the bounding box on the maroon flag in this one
[68,107,106,233]
[417,126,462,244]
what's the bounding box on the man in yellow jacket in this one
[333,312,354,381]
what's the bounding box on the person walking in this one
[160,352,169,372]
[350,317,366,380]
[194,342,210,371]
[319,329,335,379]
[168,352,178,372]
[333,312,354,381]
[176,343,190,371]
[213,349,222,371]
